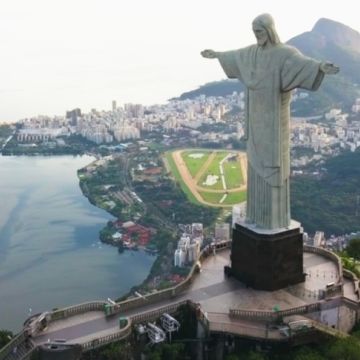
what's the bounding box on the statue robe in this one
[218,44,324,229]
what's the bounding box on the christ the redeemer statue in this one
[202,13,339,230]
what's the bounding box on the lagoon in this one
[0,155,154,331]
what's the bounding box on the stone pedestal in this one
[229,221,305,291]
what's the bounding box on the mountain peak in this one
[311,18,360,51]
[313,17,349,31]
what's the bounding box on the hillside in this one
[179,18,360,115]
[177,80,244,101]
[291,149,360,235]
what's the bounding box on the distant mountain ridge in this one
[178,18,360,116]
[308,18,360,53]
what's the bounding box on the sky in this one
[1,0,359,122]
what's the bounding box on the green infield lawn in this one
[223,159,243,189]
[199,191,226,204]
[181,150,211,178]
[222,191,247,205]
[199,190,247,205]
[198,152,228,190]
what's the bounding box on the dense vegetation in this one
[176,80,244,101]
[339,237,360,278]
[134,179,220,227]
[291,149,360,235]
[78,156,129,219]
[0,330,13,348]
[224,335,360,360]
[0,124,13,148]
[0,124,13,138]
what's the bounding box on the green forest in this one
[291,149,360,235]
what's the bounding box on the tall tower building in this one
[66,108,81,126]
[112,100,117,112]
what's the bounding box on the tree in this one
[100,342,132,360]
[226,353,269,360]
[146,343,186,360]
[161,343,185,360]
[326,337,360,360]
[346,238,360,262]
[247,352,266,360]
[225,355,240,360]
[292,347,325,360]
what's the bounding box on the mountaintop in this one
[311,18,360,52]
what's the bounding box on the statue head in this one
[252,13,281,47]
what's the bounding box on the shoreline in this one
[76,155,167,301]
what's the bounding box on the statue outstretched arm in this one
[320,62,340,75]
[201,49,220,59]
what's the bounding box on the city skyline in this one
[1,0,359,122]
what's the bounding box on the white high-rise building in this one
[232,204,246,228]
[174,224,205,267]
[313,231,325,247]
[178,235,190,252]
[174,249,186,267]
[352,98,360,113]
[188,242,200,263]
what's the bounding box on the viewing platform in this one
[1,244,359,360]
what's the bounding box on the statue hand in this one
[320,62,340,74]
[201,49,218,59]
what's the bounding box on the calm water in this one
[0,155,154,331]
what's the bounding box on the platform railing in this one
[81,321,132,352]
[50,301,107,321]
[304,245,343,287]
[0,331,26,360]
[229,302,321,321]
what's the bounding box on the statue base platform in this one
[227,221,305,291]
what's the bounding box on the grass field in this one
[223,159,243,189]
[199,191,247,205]
[222,191,247,205]
[181,150,211,178]
[199,191,226,204]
